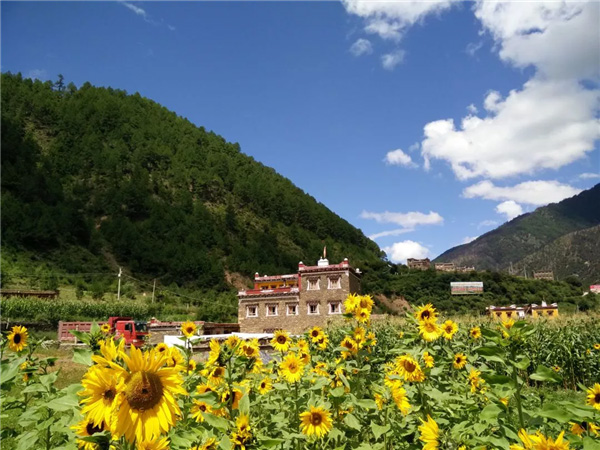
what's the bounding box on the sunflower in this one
[308,326,324,343]
[499,397,509,407]
[155,343,169,354]
[353,327,366,346]
[344,294,360,313]
[469,327,482,339]
[391,385,411,415]
[188,359,197,372]
[415,304,438,323]
[94,338,125,366]
[166,347,185,369]
[468,369,484,393]
[221,388,244,409]
[72,418,106,437]
[137,436,170,450]
[395,355,425,382]
[196,383,214,395]
[594,343,600,350]
[552,365,560,373]
[271,330,291,352]
[258,377,272,394]
[419,319,441,342]
[418,415,439,450]
[297,339,309,353]
[316,334,329,350]
[354,307,371,323]
[312,362,329,377]
[190,399,213,422]
[299,351,311,365]
[181,321,197,338]
[453,353,467,370]
[208,366,226,385]
[279,353,304,383]
[7,325,28,352]
[225,335,241,349]
[441,320,458,340]
[358,295,374,311]
[79,365,119,428]
[374,393,386,410]
[72,418,107,450]
[207,340,221,367]
[422,351,434,369]
[501,318,515,330]
[231,414,252,449]
[111,346,187,443]
[191,438,219,450]
[100,323,112,334]
[239,339,260,359]
[340,336,359,359]
[299,406,332,438]
[570,422,585,437]
[586,383,600,411]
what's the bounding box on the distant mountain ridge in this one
[434,184,600,283]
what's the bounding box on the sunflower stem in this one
[511,346,525,429]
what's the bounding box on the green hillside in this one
[513,225,600,285]
[366,266,599,316]
[434,184,600,278]
[0,72,386,320]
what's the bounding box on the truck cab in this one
[109,317,149,347]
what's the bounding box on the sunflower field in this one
[1,295,599,450]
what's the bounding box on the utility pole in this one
[117,267,122,300]
[152,279,156,303]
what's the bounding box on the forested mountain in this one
[434,184,600,283]
[1,73,386,303]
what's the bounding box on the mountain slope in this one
[434,184,600,275]
[513,225,600,285]
[1,73,386,299]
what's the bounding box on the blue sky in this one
[2,1,599,263]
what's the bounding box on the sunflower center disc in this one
[13,334,21,344]
[595,394,600,403]
[311,413,322,426]
[125,371,164,411]
[277,336,286,344]
[86,421,104,435]
[405,361,416,372]
[104,389,116,401]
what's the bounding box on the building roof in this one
[238,287,300,298]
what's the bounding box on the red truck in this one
[58,316,148,347]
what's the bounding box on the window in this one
[266,304,278,317]
[328,302,342,315]
[307,278,320,291]
[246,305,258,318]
[287,303,299,316]
[307,302,320,315]
[328,277,341,290]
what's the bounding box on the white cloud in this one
[466,103,478,114]
[360,210,444,227]
[350,38,373,56]
[421,79,599,180]
[368,228,415,240]
[462,236,478,244]
[474,1,600,81]
[26,69,47,81]
[496,200,523,220]
[383,240,430,264]
[463,180,581,206]
[419,2,599,180]
[579,172,600,180]
[466,41,483,56]
[384,149,416,167]
[381,50,405,70]
[342,0,454,41]
[478,219,498,229]
[122,2,147,18]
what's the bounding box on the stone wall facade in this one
[238,260,361,334]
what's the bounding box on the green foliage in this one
[1,72,382,298]
[365,266,599,315]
